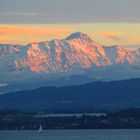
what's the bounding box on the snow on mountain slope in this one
[0,32,140,93]
[15,32,112,73]
[104,45,140,64]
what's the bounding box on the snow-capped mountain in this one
[0,32,140,93]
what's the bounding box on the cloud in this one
[1,0,140,23]
[0,12,39,16]
[0,25,74,44]
[107,36,122,41]
[0,12,74,16]
[130,35,140,42]
[93,31,123,41]
[0,25,73,36]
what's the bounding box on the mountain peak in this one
[66,32,92,41]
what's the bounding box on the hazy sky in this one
[0,0,140,23]
[0,0,140,46]
[0,23,140,46]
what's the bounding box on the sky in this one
[0,0,140,46]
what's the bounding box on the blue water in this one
[1,129,140,140]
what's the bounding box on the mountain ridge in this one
[0,32,140,94]
[0,78,140,111]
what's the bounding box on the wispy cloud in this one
[106,36,122,41]
[0,12,75,16]
[93,31,123,41]
[0,12,38,16]
[130,35,140,42]
[0,25,73,44]
[0,25,73,36]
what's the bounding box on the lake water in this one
[1,129,140,140]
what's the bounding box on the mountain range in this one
[0,78,140,111]
[0,32,140,94]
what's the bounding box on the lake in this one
[1,129,140,140]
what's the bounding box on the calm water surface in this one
[1,129,140,140]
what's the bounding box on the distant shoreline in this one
[1,109,140,130]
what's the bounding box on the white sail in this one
[38,125,43,132]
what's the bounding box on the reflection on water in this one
[1,129,140,140]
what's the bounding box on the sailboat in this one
[38,125,43,133]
